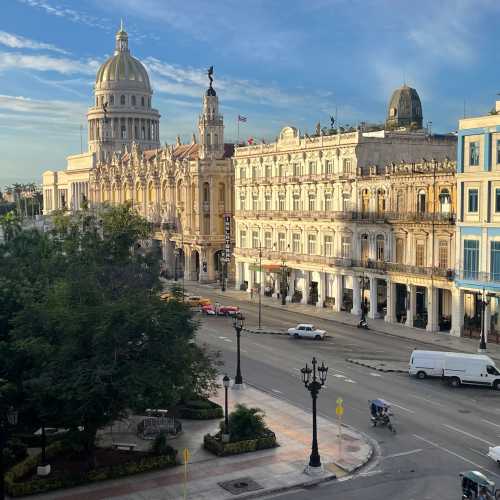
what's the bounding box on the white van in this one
[442,353,500,389]
[409,350,450,379]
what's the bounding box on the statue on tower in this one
[207,66,214,88]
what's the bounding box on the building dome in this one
[95,24,151,93]
[385,84,423,130]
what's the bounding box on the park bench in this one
[112,442,137,451]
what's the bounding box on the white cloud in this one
[0,51,99,75]
[0,30,69,54]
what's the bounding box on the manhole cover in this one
[218,477,264,495]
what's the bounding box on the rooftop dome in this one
[385,84,423,130]
[95,23,151,93]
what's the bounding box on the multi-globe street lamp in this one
[301,357,328,472]
[0,406,18,500]
[233,312,245,388]
[478,288,490,352]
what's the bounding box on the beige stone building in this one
[233,86,458,332]
[42,25,234,283]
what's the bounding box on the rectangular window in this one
[308,195,316,211]
[464,239,479,279]
[341,236,352,258]
[264,231,272,249]
[343,158,352,174]
[252,231,259,249]
[307,234,317,255]
[491,241,500,281]
[278,232,286,251]
[309,161,316,175]
[252,195,258,211]
[292,233,301,253]
[324,235,333,256]
[240,167,246,179]
[497,140,500,164]
[293,163,300,176]
[239,195,245,210]
[325,193,332,211]
[265,165,272,178]
[252,166,257,179]
[121,125,127,139]
[277,164,283,177]
[396,238,404,264]
[278,195,285,211]
[293,195,300,211]
[325,160,333,174]
[416,241,425,267]
[469,141,480,166]
[265,195,271,211]
[468,188,479,213]
[240,231,246,248]
[495,188,500,213]
[438,240,448,268]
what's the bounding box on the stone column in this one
[385,280,396,323]
[368,276,378,319]
[426,286,439,332]
[247,262,254,296]
[484,299,492,343]
[333,273,342,312]
[234,260,241,290]
[352,274,361,315]
[301,272,310,305]
[287,270,295,302]
[316,271,325,308]
[450,288,464,337]
[183,250,191,281]
[406,284,416,328]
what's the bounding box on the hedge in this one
[5,441,177,497]
[177,399,223,420]
[203,431,277,457]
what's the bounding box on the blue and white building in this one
[452,99,500,344]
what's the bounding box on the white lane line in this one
[344,379,357,384]
[408,393,445,408]
[218,336,228,339]
[413,434,500,478]
[223,338,232,343]
[369,373,382,377]
[482,418,500,429]
[470,447,487,457]
[443,424,494,446]
[332,374,346,378]
[387,400,415,414]
[383,449,422,460]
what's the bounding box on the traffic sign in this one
[336,398,344,416]
[183,448,190,464]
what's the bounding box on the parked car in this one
[202,304,240,316]
[159,291,188,302]
[288,324,326,340]
[185,295,211,308]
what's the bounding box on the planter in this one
[177,399,223,420]
[36,464,51,476]
[203,431,277,457]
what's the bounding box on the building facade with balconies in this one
[233,87,457,332]
[452,98,500,343]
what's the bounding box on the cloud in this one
[0,51,99,75]
[0,30,69,54]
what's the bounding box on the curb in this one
[346,358,407,373]
[243,327,288,336]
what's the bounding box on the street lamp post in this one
[258,244,262,329]
[222,375,230,442]
[479,288,489,352]
[0,407,18,500]
[301,357,328,474]
[279,244,290,306]
[233,312,245,388]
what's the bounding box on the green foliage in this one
[3,438,28,470]
[0,211,21,242]
[150,432,176,456]
[203,431,277,457]
[223,404,268,442]
[0,204,218,467]
[177,399,223,420]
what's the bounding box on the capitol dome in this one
[385,84,423,130]
[95,24,151,93]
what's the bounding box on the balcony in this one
[456,270,500,284]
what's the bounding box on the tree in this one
[0,205,218,468]
[0,211,21,242]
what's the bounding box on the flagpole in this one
[237,117,240,145]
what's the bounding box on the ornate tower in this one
[385,84,423,131]
[198,67,224,160]
[87,23,160,161]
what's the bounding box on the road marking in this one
[482,418,500,429]
[408,393,445,408]
[470,447,487,457]
[369,372,382,377]
[413,434,500,478]
[386,400,415,414]
[218,336,228,339]
[344,378,357,384]
[271,389,283,394]
[443,424,494,446]
[223,338,232,343]
[332,374,346,378]
[383,449,422,460]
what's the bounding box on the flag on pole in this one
[238,115,247,122]
[247,137,254,145]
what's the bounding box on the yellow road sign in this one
[336,405,344,416]
[183,448,190,464]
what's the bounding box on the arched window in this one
[376,235,385,261]
[439,188,451,214]
[308,193,316,211]
[148,182,155,203]
[120,95,125,105]
[206,133,211,146]
[219,184,225,204]
[361,189,370,213]
[377,189,386,214]
[214,133,218,145]
[203,183,210,203]
[417,189,426,214]
[396,190,405,212]
[141,96,145,107]
[131,95,136,106]
[109,95,114,105]
[360,234,369,261]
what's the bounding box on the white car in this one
[288,324,326,340]
[487,446,500,465]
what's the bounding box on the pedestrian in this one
[250,287,254,300]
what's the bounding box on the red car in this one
[201,304,240,316]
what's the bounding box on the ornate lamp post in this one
[222,375,230,442]
[478,288,490,353]
[301,357,328,473]
[233,312,245,388]
[0,406,18,500]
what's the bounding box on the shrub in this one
[151,432,176,456]
[224,404,267,442]
[177,399,223,420]
[3,439,28,470]
[203,431,277,457]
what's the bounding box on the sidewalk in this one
[31,382,372,500]
[178,280,500,363]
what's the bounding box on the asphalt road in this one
[181,283,500,500]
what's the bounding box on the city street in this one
[186,283,500,500]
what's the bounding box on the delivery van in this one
[442,353,500,389]
[409,350,450,379]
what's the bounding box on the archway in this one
[191,250,200,281]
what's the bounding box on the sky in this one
[0,0,499,187]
